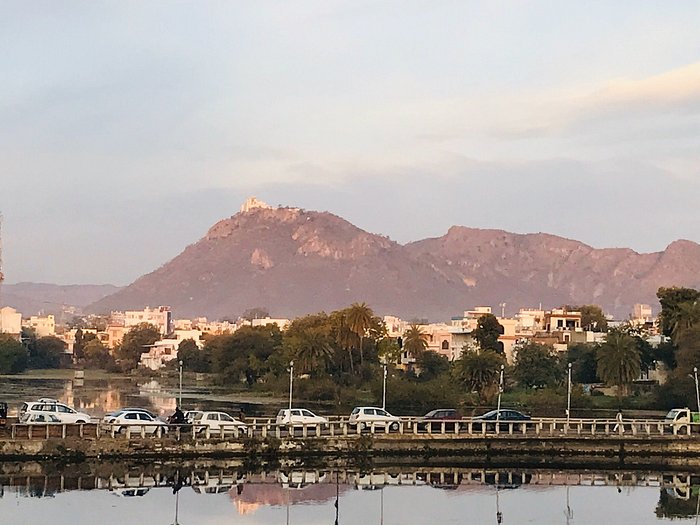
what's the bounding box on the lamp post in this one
[496,364,505,424]
[566,362,572,422]
[694,367,700,414]
[382,363,388,410]
[288,361,294,411]
[178,360,183,408]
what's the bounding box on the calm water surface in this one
[1,464,699,525]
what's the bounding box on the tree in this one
[115,323,161,371]
[657,287,700,338]
[674,325,700,375]
[566,304,608,332]
[293,329,334,374]
[177,338,210,373]
[472,314,504,353]
[567,343,600,383]
[513,342,562,388]
[0,334,28,374]
[670,300,700,343]
[208,325,282,385]
[30,336,67,369]
[241,307,270,322]
[415,351,451,382]
[596,329,641,397]
[403,323,428,359]
[82,339,116,370]
[453,349,505,402]
[346,302,374,366]
[376,337,402,366]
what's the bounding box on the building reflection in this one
[3,461,700,524]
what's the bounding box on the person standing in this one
[614,409,624,433]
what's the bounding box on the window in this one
[441,340,449,350]
[207,414,219,421]
[302,410,314,417]
[377,410,388,417]
[57,405,72,413]
[220,414,234,422]
[125,413,138,420]
[351,408,360,415]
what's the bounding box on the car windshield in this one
[351,408,360,415]
[665,409,681,419]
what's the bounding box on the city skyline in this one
[2,2,699,285]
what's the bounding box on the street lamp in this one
[178,360,183,408]
[566,363,572,422]
[694,366,700,414]
[382,363,388,410]
[496,364,505,424]
[288,361,294,411]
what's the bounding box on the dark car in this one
[418,409,462,432]
[472,409,531,432]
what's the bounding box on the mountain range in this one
[83,199,700,321]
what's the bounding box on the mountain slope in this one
[88,201,700,320]
[89,205,470,320]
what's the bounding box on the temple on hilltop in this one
[240,196,273,213]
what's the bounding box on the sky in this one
[1,1,699,286]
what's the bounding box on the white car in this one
[184,410,204,423]
[193,411,248,436]
[275,408,329,427]
[20,413,62,424]
[105,409,169,435]
[349,407,401,431]
[20,399,92,424]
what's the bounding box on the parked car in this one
[20,399,92,424]
[417,409,462,432]
[348,407,401,431]
[0,401,7,426]
[20,413,63,424]
[472,409,531,432]
[192,411,248,436]
[104,409,169,435]
[184,410,204,423]
[104,407,165,422]
[275,408,329,427]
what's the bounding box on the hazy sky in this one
[2,1,699,285]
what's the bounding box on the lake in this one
[1,460,698,525]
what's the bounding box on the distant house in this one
[0,306,22,340]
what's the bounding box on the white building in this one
[0,306,22,339]
[120,306,173,335]
[24,315,56,337]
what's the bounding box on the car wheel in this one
[390,422,399,431]
[358,422,366,431]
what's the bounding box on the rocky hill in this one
[87,199,700,320]
[2,282,122,317]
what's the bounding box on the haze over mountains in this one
[83,199,700,321]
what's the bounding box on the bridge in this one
[2,416,700,466]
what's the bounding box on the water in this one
[0,375,276,419]
[1,461,699,525]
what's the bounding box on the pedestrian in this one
[613,409,624,433]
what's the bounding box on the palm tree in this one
[403,323,428,360]
[596,329,641,397]
[346,302,374,367]
[454,349,505,402]
[671,301,700,343]
[295,330,334,374]
[332,313,356,374]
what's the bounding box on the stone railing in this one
[6,416,696,441]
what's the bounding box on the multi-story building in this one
[0,306,22,340]
[123,306,172,335]
[24,315,56,337]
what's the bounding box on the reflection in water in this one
[2,461,700,525]
[0,376,267,418]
